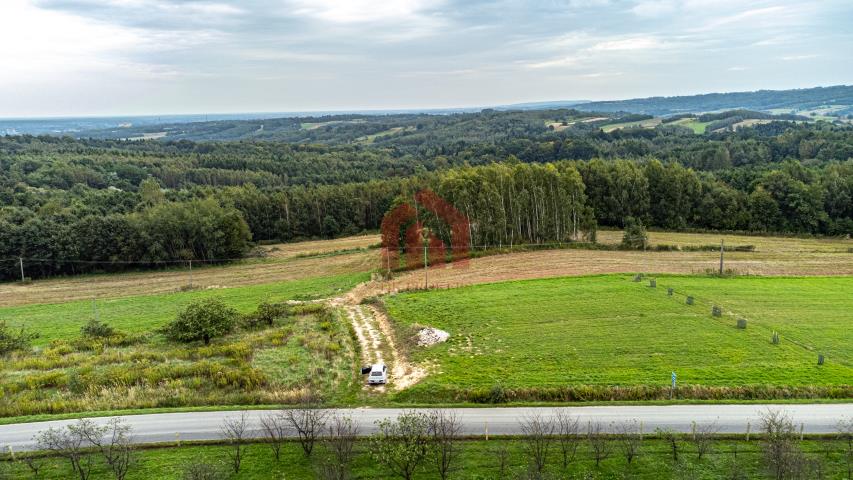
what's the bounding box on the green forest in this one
[2,112,853,280]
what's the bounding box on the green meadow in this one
[0,272,368,346]
[383,275,853,402]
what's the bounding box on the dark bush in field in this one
[161,298,238,345]
[0,321,37,355]
[80,318,115,338]
[241,301,289,329]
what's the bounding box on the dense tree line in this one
[2,119,853,280]
[0,198,251,280]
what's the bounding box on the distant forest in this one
[2,111,853,280]
[575,84,853,115]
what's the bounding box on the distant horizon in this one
[0,83,849,121]
[3,0,851,117]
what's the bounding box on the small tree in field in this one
[284,393,328,458]
[0,321,38,355]
[162,298,237,345]
[520,413,555,475]
[220,413,249,473]
[370,411,432,480]
[621,217,648,250]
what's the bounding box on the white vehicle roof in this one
[370,363,385,371]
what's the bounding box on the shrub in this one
[620,217,649,250]
[161,299,238,345]
[241,301,288,329]
[0,321,38,355]
[488,383,507,403]
[81,319,115,338]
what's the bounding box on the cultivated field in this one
[0,236,377,307]
[5,230,851,308]
[601,118,662,132]
[381,230,853,293]
[383,274,853,402]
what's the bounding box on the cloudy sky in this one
[1,0,851,117]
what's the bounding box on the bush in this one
[0,321,38,355]
[81,319,115,338]
[161,299,238,345]
[241,301,288,330]
[620,217,649,250]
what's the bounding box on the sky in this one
[1,0,851,117]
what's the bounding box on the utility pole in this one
[423,235,429,290]
[719,239,725,275]
[19,257,24,282]
[385,247,391,277]
[188,260,193,289]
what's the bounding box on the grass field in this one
[670,118,710,133]
[0,273,368,346]
[1,438,848,479]
[0,277,363,417]
[601,118,662,132]
[383,274,853,402]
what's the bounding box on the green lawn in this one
[2,439,848,479]
[0,272,368,346]
[383,275,853,402]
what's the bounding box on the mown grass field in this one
[2,438,849,479]
[0,236,377,307]
[383,275,853,402]
[0,273,367,346]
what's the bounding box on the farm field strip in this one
[3,230,851,308]
[382,274,853,402]
[646,275,853,366]
[0,273,368,345]
[0,241,377,307]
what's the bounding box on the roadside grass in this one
[383,274,853,403]
[1,438,848,479]
[0,272,368,346]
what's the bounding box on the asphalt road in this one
[1,404,850,452]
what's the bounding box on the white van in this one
[368,363,387,385]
